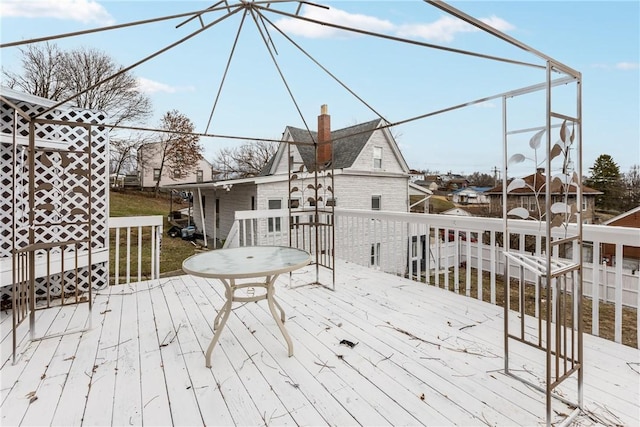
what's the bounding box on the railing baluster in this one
[137,225,142,283]
[223,208,638,348]
[126,226,131,284]
[108,216,163,286]
[115,227,120,286]
[151,225,156,280]
[615,242,623,343]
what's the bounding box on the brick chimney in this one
[316,104,331,168]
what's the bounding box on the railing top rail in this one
[109,215,164,228]
[231,207,640,246]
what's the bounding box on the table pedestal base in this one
[205,274,293,368]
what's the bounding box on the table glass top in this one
[182,246,311,279]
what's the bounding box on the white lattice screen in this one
[0,94,109,304]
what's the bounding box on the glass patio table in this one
[182,245,311,368]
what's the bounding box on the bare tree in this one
[2,42,151,127]
[2,42,67,100]
[622,164,640,211]
[467,171,495,187]
[110,132,151,186]
[143,110,202,196]
[212,140,277,179]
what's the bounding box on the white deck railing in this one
[108,216,163,285]
[227,208,640,347]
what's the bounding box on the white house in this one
[138,142,215,189]
[451,186,491,205]
[168,105,429,246]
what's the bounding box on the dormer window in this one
[373,146,382,169]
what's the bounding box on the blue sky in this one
[1,0,638,177]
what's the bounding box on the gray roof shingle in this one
[261,118,383,175]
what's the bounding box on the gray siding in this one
[333,174,408,211]
[191,184,257,244]
[349,130,405,174]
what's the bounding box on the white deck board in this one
[1,260,638,426]
[281,285,537,425]
[135,280,175,426]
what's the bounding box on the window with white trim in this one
[153,168,161,181]
[371,243,381,267]
[371,195,381,210]
[289,198,300,209]
[268,199,282,232]
[373,146,382,169]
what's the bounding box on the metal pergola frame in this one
[2,96,98,365]
[2,1,584,424]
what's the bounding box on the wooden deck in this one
[1,261,639,426]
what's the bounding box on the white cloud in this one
[0,0,114,25]
[274,5,394,39]
[137,77,194,94]
[590,62,640,71]
[615,62,639,70]
[397,14,515,43]
[273,5,514,43]
[479,16,515,33]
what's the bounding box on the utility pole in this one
[492,166,500,186]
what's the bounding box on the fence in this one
[108,215,163,285]
[227,208,640,347]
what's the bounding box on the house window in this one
[371,195,381,210]
[582,197,587,212]
[289,198,300,209]
[153,168,161,181]
[521,196,535,211]
[173,169,181,179]
[289,156,294,171]
[371,243,381,267]
[196,169,203,183]
[251,196,256,210]
[373,146,382,169]
[268,199,282,232]
[326,198,336,207]
[215,198,220,229]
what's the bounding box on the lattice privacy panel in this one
[1,95,109,303]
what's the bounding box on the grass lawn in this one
[109,190,199,279]
[429,267,637,348]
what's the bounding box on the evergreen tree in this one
[586,154,624,211]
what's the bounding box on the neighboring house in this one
[413,179,439,192]
[424,173,469,191]
[601,206,640,269]
[485,169,601,223]
[408,169,424,183]
[451,186,491,205]
[138,142,214,189]
[169,105,426,246]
